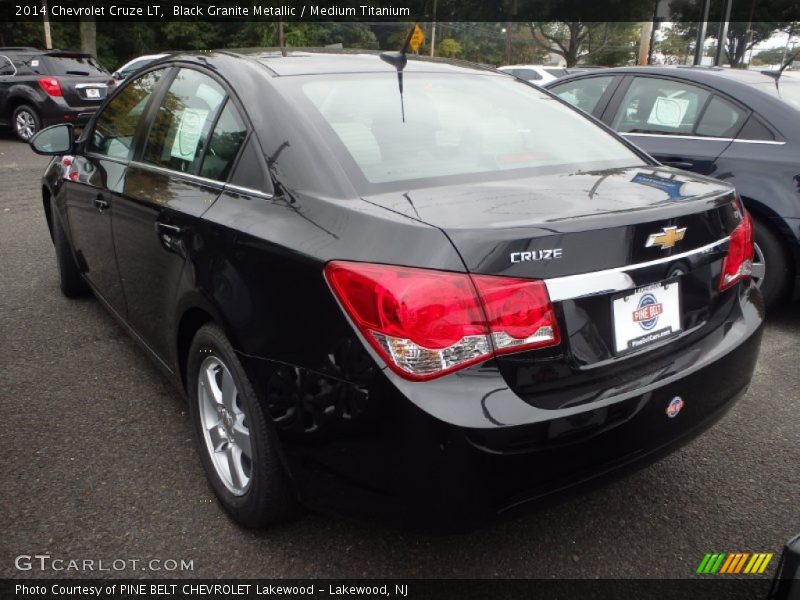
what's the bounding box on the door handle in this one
[156,222,184,237]
[662,160,694,169]
[94,195,109,211]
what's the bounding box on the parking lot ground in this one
[1,132,798,580]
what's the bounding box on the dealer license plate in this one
[612,280,682,354]
[86,88,100,98]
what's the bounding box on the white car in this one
[497,65,570,85]
[112,53,170,83]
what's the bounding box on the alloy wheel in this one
[15,110,36,141]
[197,356,253,496]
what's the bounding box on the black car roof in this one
[222,49,496,77]
[550,65,793,92]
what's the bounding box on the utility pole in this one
[429,0,437,56]
[638,21,654,65]
[42,0,52,49]
[714,0,733,66]
[693,0,711,65]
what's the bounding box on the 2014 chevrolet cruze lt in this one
[30,51,763,530]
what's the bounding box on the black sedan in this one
[545,66,800,309]
[29,51,763,530]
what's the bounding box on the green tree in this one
[529,22,638,67]
[437,37,462,58]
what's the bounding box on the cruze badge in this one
[646,226,686,250]
[510,248,563,264]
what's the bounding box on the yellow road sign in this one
[409,24,425,53]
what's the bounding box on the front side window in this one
[89,68,165,160]
[143,68,226,174]
[551,76,615,115]
[611,77,711,135]
[295,73,640,188]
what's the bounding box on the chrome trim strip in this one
[75,82,108,89]
[623,132,733,142]
[222,183,274,200]
[731,138,786,146]
[623,132,785,146]
[545,237,729,302]
[129,161,225,189]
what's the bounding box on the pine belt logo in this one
[696,552,774,575]
[633,293,663,330]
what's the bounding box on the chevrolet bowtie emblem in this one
[646,226,687,250]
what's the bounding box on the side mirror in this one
[112,71,121,80]
[30,124,74,155]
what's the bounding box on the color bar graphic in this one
[698,552,773,575]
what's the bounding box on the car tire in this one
[13,104,41,142]
[752,217,790,310]
[187,323,296,528]
[50,201,89,298]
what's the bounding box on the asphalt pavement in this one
[1,131,798,580]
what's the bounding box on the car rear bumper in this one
[242,285,764,530]
[39,97,99,127]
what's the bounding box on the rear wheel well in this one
[177,308,214,392]
[740,197,794,265]
[8,97,37,119]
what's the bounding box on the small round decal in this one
[666,396,685,418]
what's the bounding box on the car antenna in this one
[762,47,799,89]
[379,24,418,123]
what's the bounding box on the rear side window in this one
[550,76,615,115]
[143,68,226,174]
[43,54,108,76]
[89,68,165,160]
[0,55,14,76]
[611,77,710,135]
[695,96,747,138]
[736,114,776,142]
[198,101,247,181]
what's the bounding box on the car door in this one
[112,67,248,363]
[602,75,749,176]
[64,67,168,316]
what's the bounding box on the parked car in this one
[0,47,114,141]
[545,66,800,309]
[112,53,170,84]
[29,51,763,530]
[498,64,571,84]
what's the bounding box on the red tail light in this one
[325,261,559,380]
[38,77,63,97]
[719,211,754,291]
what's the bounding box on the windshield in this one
[43,55,108,76]
[293,72,640,188]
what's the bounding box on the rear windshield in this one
[292,72,640,189]
[42,55,108,76]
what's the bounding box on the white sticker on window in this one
[647,96,690,128]
[170,108,208,161]
[30,59,39,67]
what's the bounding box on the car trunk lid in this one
[364,165,743,408]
